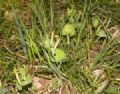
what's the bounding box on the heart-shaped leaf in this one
[15,65,32,90]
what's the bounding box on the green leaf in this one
[16,82,22,90]
[92,16,99,27]
[21,74,32,86]
[16,66,32,87]
[96,29,107,37]
[105,87,120,94]
[0,88,8,94]
[53,48,66,62]
[19,67,26,80]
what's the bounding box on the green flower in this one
[62,23,75,36]
[53,48,66,62]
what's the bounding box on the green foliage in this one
[0,88,8,94]
[105,86,120,94]
[96,29,107,37]
[0,0,120,93]
[14,65,32,90]
[92,16,99,28]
